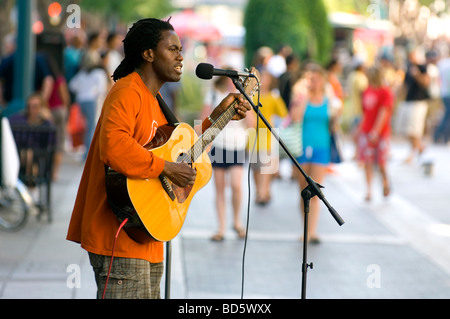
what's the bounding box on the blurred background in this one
[1,0,448,127]
[1,0,450,300]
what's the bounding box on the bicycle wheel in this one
[0,182,30,231]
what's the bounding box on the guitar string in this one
[179,74,261,299]
[180,98,238,164]
[180,78,258,165]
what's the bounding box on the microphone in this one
[196,63,255,80]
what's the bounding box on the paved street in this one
[1,137,450,299]
[178,137,450,299]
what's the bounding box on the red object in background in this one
[353,28,393,47]
[67,103,86,148]
[168,9,222,42]
[48,2,62,18]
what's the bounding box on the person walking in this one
[248,69,288,206]
[47,55,70,181]
[202,73,249,241]
[69,53,109,160]
[395,49,430,163]
[290,63,336,243]
[347,58,368,131]
[278,53,301,109]
[358,67,394,201]
[435,53,450,144]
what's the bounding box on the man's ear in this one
[142,49,154,63]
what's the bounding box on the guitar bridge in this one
[159,174,176,201]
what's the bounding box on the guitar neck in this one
[186,100,238,163]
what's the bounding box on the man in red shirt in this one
[358,67,393,201]
[66,18,250,299]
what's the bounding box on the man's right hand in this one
[162,161,197,187]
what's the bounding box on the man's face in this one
[27,96,42,119]
[151,30,184,83]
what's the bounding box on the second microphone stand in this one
[231,76,345,299]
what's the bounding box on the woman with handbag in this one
[290,63,335,244]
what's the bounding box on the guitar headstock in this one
[240,67,260,99]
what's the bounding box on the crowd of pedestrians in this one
[205,43,450,244]
[1,26,449,245]
[0,30,124,178]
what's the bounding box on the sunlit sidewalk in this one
[1,138,449,299]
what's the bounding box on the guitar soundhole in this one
[177,152,192,165]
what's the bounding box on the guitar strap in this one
[156,93,179,126]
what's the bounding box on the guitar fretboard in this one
[183,100,238,164]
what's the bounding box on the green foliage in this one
[244,0,334,67]
[176,73,204,125]
[323,0,371,15]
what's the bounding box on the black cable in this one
[240,78,261,299]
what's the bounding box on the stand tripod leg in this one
[165,241,172,299]
[301,187,314,299]
[230,75,343,299]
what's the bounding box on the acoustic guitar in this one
[105,68,260,242]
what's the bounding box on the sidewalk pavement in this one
[1,138,450,299]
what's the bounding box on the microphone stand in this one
[231,76,345,299]
[165,241,171,299]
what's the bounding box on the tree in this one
[243,0,334,67]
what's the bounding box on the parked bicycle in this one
[0,178,33,231]
[0,116,33,231]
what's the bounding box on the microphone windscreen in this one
[195,63,214,80]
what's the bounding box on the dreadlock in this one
[112,18,174,82]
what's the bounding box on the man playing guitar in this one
[66,18,250,299]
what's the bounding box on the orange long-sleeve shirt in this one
[67,72,168,263]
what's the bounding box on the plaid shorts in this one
[88,252,164,299]
[357,134,390,166]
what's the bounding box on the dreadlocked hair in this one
[112,18,174,82]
